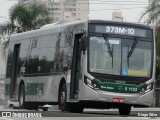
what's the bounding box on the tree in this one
[0,22,16,56]
[9,3,52,32]
[139,0,160,25]
[0,2,52,50]
[0,2,52,61]
[0,22,15,35]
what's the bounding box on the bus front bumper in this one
[97,90,153,107]
[79,84,154,107]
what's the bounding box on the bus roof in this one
[10,19,86,41]
[10,19,152,41]
[40,19,151,30]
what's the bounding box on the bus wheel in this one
[59,83,68,112]
[42,107,48,111]
[119,105,131,116]
[18,84,25,109]
[68,103,84,113]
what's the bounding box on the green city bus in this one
[5,20,155,115]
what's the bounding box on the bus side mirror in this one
[80,36,86,51]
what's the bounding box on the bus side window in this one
[39,48,47,73]
[6,43,14,78]
[46,47,55,72]
[28,48,39,74]
[26,37,39,74]
[46,34,56,72]
[18,50,27,75]
[59,32,66,72]
[38,35,48,73]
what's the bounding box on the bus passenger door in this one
[10,44,20,99]
[70,34,83,99]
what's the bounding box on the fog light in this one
[93,84,97,88]
[141,88,145,92]
[140,83,153,94]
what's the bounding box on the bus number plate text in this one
[106,26,134,35]
[112,98,124,103]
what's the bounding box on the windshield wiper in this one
[103,34,113,68]
[127,37,139,67]
[103,34,113,57]
[127,37,139,58]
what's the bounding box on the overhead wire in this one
[52,6,148,12]
[53,2,149,5]
[76,0,148,3]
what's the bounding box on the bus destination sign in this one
[95,25,147,37]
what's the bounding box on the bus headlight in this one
[84,77,100,90]
[140,83,153,94]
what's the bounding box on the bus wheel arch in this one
[58,78,68,112]
[18,80,26,109]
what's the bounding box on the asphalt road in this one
[0,107,160,120]
[0,117,156,120]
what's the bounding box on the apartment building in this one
[149,0,159,4]
[112,11,123,21]
[18,0,89,22]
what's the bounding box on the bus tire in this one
[42,107,48,111]
[68,103,84,113]
[18,84,26,109]
[59,83,68,112]
[119,105,131,116]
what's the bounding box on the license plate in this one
[112,98,124,103]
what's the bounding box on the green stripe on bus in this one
[93,79,147,93]
[5,84,11,95]
[5,83,44,95]
[26,83,44,95]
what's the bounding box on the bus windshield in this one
[89,36,152,77]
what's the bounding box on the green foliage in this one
[0,22,15,35]
[139,0,160,25]
[0,2,52,55]
[9,3,52,32]
[0,22,16,55]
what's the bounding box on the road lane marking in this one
[0,118,14,120]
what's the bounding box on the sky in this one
[0,0,17,23]
[88,0,149,22]
[0,0,149,23]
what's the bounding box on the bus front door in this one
[70,34,82,99]
[10,44,20,99]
